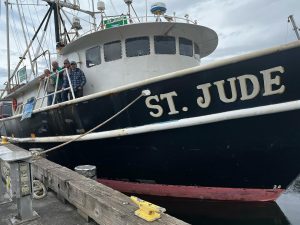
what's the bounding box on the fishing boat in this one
[1,0,300,202]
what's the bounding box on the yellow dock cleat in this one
[1,136,8,144]
[131,196,166,222]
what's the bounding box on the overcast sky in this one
[0,0,299,86]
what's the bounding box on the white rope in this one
[32,179,47,199]
[37,90,151,156]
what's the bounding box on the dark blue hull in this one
[19,109,300,190]
[2,42,300,197]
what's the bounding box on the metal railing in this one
[35,68,76,108]
[81,15,198,36]
[13,68,76,115]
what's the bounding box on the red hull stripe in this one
[98,179,284,202]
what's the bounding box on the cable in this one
[10,7,24,55]
[37,90,150,156]
[32,179,47,199]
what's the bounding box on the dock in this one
[0,144,190,225]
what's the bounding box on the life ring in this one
[12,98,17,111]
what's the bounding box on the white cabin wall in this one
[66,36,200,95]
[12,81,46,115]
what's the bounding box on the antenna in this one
[124,0,132,20]
[124,0,140,23]
[97,0,105,29]
[151,2,166,22]
[288,15,300,40]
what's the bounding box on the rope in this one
[37,90,150,156]
[32,179,47,199]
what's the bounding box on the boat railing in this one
[0,50,52,100]
[35,68,76,108]
[81,15,198,36]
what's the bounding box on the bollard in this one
[74,165,97,180]
[0,146,39,224]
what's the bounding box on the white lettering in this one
[261,66,285,96]
[196,83,212,108]
[145,95,163,118]
[214,78,238,103]
[237,75,260,101]
[160,91,179,115]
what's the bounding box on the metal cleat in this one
[131,196,166,222]
[1,136,8,145]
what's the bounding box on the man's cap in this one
[70,61,77,65]
[64,59,70,64]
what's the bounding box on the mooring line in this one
[36,90,151,156]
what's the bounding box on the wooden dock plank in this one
[31,157,190,225]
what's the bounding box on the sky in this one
[0,0,299,87]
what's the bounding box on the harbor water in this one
[141,176,300,225]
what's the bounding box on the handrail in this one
[35,67,76,109]
[10,68,76,116]
[81,15,198,36]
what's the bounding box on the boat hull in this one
[18,109,300,192]
[2,42,300,201]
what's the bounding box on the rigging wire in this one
[26,0,39,59]
[30,1,52,73]
[10,7,24,56]
[7,3,47,6]
[27,0,50,70]
[63,8,95,25]
[19,1,36,76]
[9,6,23,86]
[88,0,91,31]
[131,5,140,22]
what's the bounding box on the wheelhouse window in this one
[86,46,101,68]
[179,37,193,57]
[104,40,122,62]
[194,42,200,61]
[154,36,176,54]
[126,37,150,57]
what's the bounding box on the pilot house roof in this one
[61,22,218,58]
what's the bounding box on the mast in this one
[91,0,96,31]
[50,1,62,47]
[5,1,11,92]
[288,15,300,40]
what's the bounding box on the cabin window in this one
[3,103,12,117]
[125,37,150,57]
[104,40,122,62]
[0,102,12,118]
[154,36,176,54]
[194,42,200,60]
[179,37,193,57]
[86,46,101,68]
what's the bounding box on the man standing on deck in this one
[42,69,55,106]
[51,60,63,103]
[62,61,86,99]
[61,59,71,101]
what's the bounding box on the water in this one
[142,176,300,225]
